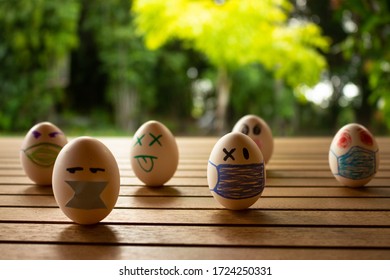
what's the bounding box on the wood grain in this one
[1,136,389,260]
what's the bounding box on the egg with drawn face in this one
[20,122,67,185]
[207,132,266,210]
[329,123,379,187]
[232,115,274,163]
[130,120,179,186]
[52,137,120,224]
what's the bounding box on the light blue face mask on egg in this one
[331,146,378,180]
[208,161,265,199]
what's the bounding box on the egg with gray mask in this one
[207,132,266,210]
[52,137,120,224]
[329,123,379,187]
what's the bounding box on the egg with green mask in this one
[329,123,380,187]
[20,122,67,185]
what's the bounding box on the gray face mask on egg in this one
[65,181,108,209]
[331,146,378,180]
[209,161,265,199]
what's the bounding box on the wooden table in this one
[0,137,389,260]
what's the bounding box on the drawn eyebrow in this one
[32,131,41,139]
[66,167,84,174]
[90,168,105,173]
[48,132,61,138]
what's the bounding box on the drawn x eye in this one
[134,133,163,147]
[149,133,162,146]
[134,134,145,146]
[223,148,236,161]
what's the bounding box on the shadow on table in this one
[56,224,121,259]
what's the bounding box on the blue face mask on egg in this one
[331,146,377,180]
[209,161,265,199]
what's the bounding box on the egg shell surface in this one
[20,122,68,185]
[130,120,179,186]
[207,132,266,210]
[52,137,120,224]
[232,114,274,164]
[329,123,379,187]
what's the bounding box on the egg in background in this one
[207,132,266,210]
[20,122,67,185]
[329,123,379,187]
[232,114,274,164]
[130,120,179,186]
[52,137,120,224]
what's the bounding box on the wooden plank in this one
[1,208,390,227]
[1,176,390,187]
[2,169,390,178]
[1,195,390,210]
[1,184,390,198]
[1,223,390,248]
[1,244,389,260]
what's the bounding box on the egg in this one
[52,137,120,224]
[232,114,274,163]
[130,120,179,186]
[329,123,379,187]
[207,132,266,210]
[20,122,68,185]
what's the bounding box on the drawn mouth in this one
[23,143,62,167]
[134,155,158,172]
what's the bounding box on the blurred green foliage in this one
[335,0,390,130]
[0,0,389,136]
[0,0,79,130]
[133,0,329,132]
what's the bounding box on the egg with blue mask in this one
[207,132,266,210]
[329,123,379,187]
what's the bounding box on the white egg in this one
[329,123,379,187]
[130,120,179,186]
[52,137,120,224]
[20,122,67,185]
[207,132,266,210]
[232,114,274,163]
